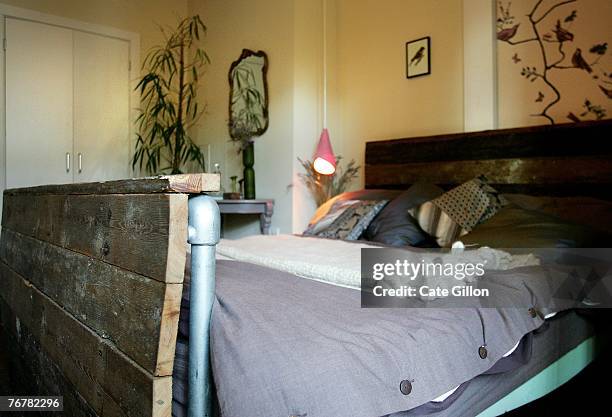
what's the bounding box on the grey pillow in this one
[364,182,444,247]
[304,200,388,240]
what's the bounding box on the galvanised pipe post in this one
[187,195,220,417]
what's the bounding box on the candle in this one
[207,144,211,173]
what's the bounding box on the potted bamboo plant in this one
[133,16,209,175]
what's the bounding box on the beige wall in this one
[0,0,188,63]
[332,0,465,191]
[3,1,608,236]
[497,0,612,127]
[188,0,465,235]
[188,0,297,236]
[0,1,472,236]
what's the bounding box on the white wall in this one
[463,0,498,131]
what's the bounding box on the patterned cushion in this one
[304,200,388,240]
[410,176,507,247]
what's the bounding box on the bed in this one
[174,120,611,416]
[1,120,611,417]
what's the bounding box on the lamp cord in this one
[322,0,327,128]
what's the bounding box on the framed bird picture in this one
[406,36,431,78]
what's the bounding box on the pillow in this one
[410,176,507,247]
[307,189,400,228]
[304,199,388,240]
[503,194,612,235]
[461,205,605,248]
[364,182,444,247]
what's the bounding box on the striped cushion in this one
[410,176,507,247]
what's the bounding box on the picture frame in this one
[406,36,431,79]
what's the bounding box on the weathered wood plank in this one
[365,120,612,164]
[365,156,612,199]
[0,262,172,417]
[0,301,99,417]
[161,173,220,193]
[3,173,220,195]
[1,193,187,283]
[0,229,181,376]
[364,120,612,199]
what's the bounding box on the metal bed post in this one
[187,195,221,417]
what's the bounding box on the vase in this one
[242,142,256,199]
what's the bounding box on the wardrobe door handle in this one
[66,153,71,173]
[78,153,83,173]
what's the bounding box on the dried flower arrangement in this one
[297,156,360,207]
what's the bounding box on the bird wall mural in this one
[496,0,611,125]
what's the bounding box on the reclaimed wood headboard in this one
[0,174,219,417]
[365,120,612,199]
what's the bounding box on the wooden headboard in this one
[365,120,612,199]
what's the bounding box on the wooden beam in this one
[0,230,181,376]
[1,193,188,283]
[3,173,220,195]
[0,262,172,417]
[365,120,612,164]
[366,157,612,188]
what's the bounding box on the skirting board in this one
[477,336,597,417]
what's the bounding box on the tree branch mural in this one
[497,0,610,124]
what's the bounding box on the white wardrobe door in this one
[73,31,130,182]
[5,18,74,188]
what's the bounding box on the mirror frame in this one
[228,49,270,139]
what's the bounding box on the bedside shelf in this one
[217,199,274,235]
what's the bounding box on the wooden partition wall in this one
[0,174,219,417]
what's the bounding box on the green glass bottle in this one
[242,142,255,199]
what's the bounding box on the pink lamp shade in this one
[313,128,336,175]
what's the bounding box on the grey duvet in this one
[172,257,581,417]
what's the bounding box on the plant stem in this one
[505,37,538,45]
[175,40,185,174]
[534,0,576,24]
[549,41,566,68]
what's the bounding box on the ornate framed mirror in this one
[228,49,269,140]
